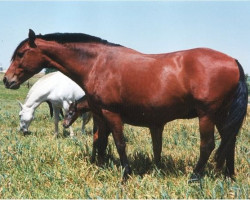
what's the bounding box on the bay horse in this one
[18,71,90,137]
[3,29,248,181]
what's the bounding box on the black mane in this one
[37,33,121,46]
[12,32,121,61]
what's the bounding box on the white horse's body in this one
[19,71,88,137]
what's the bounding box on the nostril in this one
[3,77,9,87]
[10,81,16,86]
[3,76,7,84]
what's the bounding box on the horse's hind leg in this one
[102,110,131,181]
[216,120,236,178]
[149,126,164,164]
[53,106,60,138]
[191,115,215,180]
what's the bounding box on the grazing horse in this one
[18,71,90,137]
[63,96,92,130]
[63,97,93,135]
[63,96,99,161]
[3,29,248,181]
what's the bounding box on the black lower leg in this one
[150,126,163,165]
[225,136,236,178]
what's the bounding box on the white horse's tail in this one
[45,101,64,118]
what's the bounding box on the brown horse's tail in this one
[215,60,248,169]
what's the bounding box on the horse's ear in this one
[17,100,23,109]
[28,29,37,48]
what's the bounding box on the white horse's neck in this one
[23,75,52,109]
[21,104,36,117]
[23,97,43,111]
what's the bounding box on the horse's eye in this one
[17,52,24,58]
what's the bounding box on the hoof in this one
[154,160,162,168]
[122,173,130,184]
[188,173,201,184]
[90,155,96,163]
[23,131,32,136]
[225,170,236,182]
[97,155,105,166]
[122,165,132,183]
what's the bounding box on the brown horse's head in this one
[3,29,45,89]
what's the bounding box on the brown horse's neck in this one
[40,41,99,89]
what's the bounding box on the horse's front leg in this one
[102,109,132,182]
[149,126,164,165]
[69,126,74,138]
[93,116,109,164]
[91,114,100,162]
[81,112,91,134]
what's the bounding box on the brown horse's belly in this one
[119,104,197,127]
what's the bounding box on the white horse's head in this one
[18,101,34,133]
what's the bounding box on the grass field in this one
[0,73,249,198]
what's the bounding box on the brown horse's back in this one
[180,48,239,101]
[86,47,239,126]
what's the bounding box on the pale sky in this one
[0,1,250,74]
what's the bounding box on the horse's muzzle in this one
[3,76,20,89]
[20,127,29,134]
[63,120,70,128]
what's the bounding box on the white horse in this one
[18,71,90,137]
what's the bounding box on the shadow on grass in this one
[130,152,187,177]
[21,129,219,180]
[102,150,221,180]
[102,150,188,178]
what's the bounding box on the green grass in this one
[0,73,249,198]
